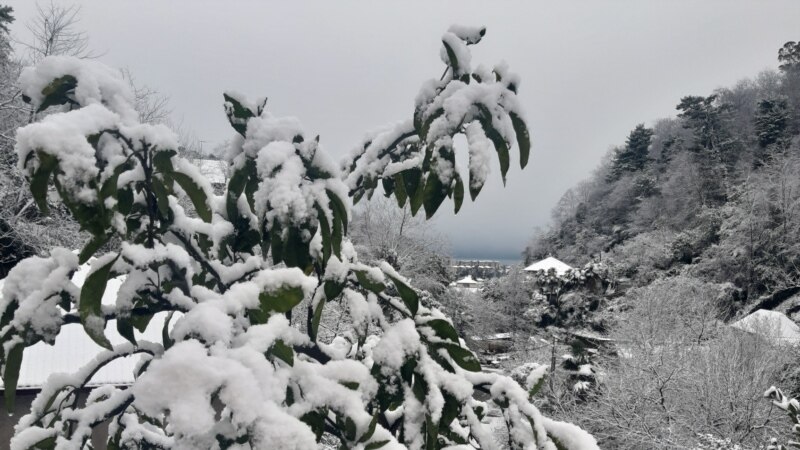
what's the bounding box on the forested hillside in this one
[527,41,800,315]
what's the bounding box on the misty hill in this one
[526,41,800,319]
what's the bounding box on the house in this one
[450,275,481,292]
[523,256,573,276]
[730,309,800,345]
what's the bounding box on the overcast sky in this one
[7,0,800,261]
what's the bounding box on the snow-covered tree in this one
[0,27,598,449]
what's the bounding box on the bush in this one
[0,27,599,449]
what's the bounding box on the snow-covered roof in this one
[0,262,166,391]
[523,256,573,275]
[730,309,800,345]
[193,158,228,185]
[455,275,480,285]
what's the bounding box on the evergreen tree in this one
[754,96,790,164]
[607,124,653,181]
[778,40,800,73]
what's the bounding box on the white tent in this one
[730,309,800,345]
[523,256,573,276]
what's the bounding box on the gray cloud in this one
[7,0,800,260]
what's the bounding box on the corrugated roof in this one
[0,262,167,390]
[523,256,573,275]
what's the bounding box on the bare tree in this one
[19,1,98,63]
[120,67,172,124]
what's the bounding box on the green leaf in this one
[172,171,212,222]
[358,414,378,443]
[152,149,177,174]
[365,441,390,450]
[259,285,305,314]
[442,40,460,75]
[223,93,256,136]
[37,75,78,112]
[453,174,464,214]
[78,234,110,264]
[510,111,531,169]
[162,311,175,351]
[477,105,510,185]
[420,108,444,141]
[387,275,418,316]
[30,152,58,214]
[422,173,447,220]
[79,256,118,350]
[327,189,348,236]
[355,270,386,294]
[528,373,546,399]
[116,318,136,347]
[117,187,133,215]
[424,319,458,343]
[324,281,344,300]
[314,205,332,264]
[393,173,408,208]
[301,411,327,441]
[151,177,171,218]
[3,343,23,413]
[441,344,481,372]
[267,340,294,366]
[310,298,325,341]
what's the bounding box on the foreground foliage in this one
[0,27,597,449]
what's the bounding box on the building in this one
[523,256,573,276]
[730,309,800,345]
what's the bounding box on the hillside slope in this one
[526,42,800,318]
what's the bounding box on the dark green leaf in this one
[162,311,174,350]
[422,173,447,220]
[387,274,418,316]
[453,174,464,214]
[424,319,458,343]
[301,411,327,441]
[365,440,390,450]
[223,93,256,136]
[152,149,177,174]
[172,171,212,222]
[78,234,110,264]
[310,298,325,341]
[30,153,58,214]
[268,340,294,366]
[393,173,408,208]
[528,372,546,399]
[442,40,460,75]
[477,104,510,184]
[259,285,305,314]
[116,318,136,347]
[3,343,23,413]
[441,344,481,372]
[510,111,531,169]
[79,256,118,350]
[355,270,386,294]
[37,75,78,112]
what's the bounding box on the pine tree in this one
[607,124,653,181]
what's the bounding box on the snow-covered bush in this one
[0,27,598,449]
